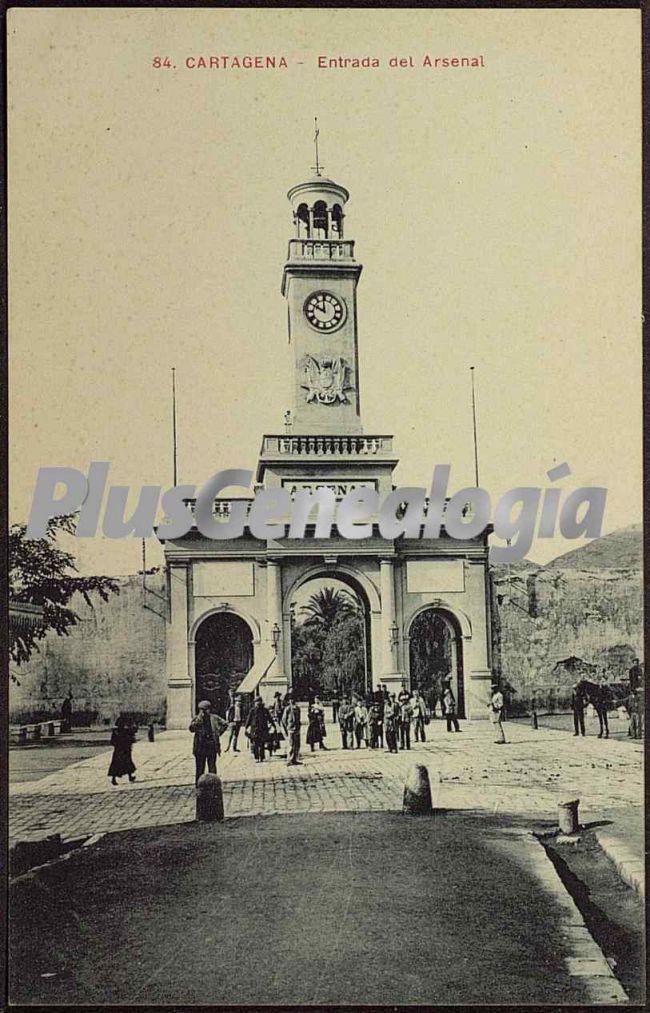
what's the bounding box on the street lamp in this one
[271,622,281,653]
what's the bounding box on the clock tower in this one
[161,153,494,728]
[281,171,363,435]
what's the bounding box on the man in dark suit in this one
[189,699,228,784]
[629,659,643,693]
[246,696,272,762]
[571,683,586,737]
[338,698,354,749]
[283,693,302,766]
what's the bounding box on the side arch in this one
[189,604,261,645]
[405,600,472,640]
[406,604,468,719]
[190,608,257,716]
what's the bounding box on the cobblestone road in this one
[10,718,643,858]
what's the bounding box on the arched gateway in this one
[193,611,254,715]
[408,607,466,719]
[159,166,494,726]
[285,566,374,700]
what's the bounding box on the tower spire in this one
[311,117,323,177]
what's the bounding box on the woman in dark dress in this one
[306,698,327,751]
[108,715,137,785]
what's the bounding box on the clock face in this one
[304,291,346,332]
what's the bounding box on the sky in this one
[8,8,641,576]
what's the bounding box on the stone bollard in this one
[196,773,225,823]
[403,763,433,815]
[148,723,155,743]
[531,710,538,730]
[558,798,580,835]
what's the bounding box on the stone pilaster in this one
[165,562,192,729]
[261,560,288,700]
[380,558,406,690]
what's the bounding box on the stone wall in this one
[491,566,643,709]
[9,573,167,723]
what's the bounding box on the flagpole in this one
[171,366,177,487]
[313,117,321,176]
[470,366,480,486]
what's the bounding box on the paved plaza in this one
[10,718,644,874]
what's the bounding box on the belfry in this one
[160,160,494,726]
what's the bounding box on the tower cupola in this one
[287,176,349,240]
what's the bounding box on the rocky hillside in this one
[491,524,643,708]
[544,524,642,571]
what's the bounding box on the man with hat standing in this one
[571,682,586,737]
[189,699,229,784]
[283,692,303,766]
[488,682,506,744]
[442,680,461,733]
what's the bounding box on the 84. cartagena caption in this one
[152,54,486,70]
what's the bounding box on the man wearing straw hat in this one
[488,682,507,744]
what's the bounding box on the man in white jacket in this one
[488,684,506,744]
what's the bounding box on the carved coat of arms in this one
[300,355,354,404]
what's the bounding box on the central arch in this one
[284,565,376,700]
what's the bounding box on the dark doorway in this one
[409,609,465,718]
[195,612,254,717]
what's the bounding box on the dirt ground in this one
[511,712,639,743]
[9,810,596,1006]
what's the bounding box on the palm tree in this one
[299,586,361,633]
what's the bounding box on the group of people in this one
[112,678,508,787]
[189,679,467,780]
[337,681,464,753]
[570,661,645,740]
[189,690,309,781]
[188,677,507,783]
[241,691,328,765]
[240,691,322,764]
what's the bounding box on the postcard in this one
[7,7,643,1007]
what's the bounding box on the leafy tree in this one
[320,613,367,698]
[9,513,119,671]
[299,586,360,633]
[291,586,367,699]
[290,619,325,700]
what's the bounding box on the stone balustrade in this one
[286,238,355,261]
[261,434,393,457]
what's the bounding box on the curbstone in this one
[594,828,645,900]
[524,835,628,1003]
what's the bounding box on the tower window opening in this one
[332,204,344,238]
[296,203,310,239]
[313,200,329,239]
